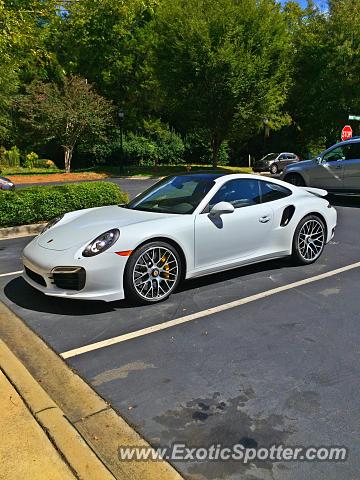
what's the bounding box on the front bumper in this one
[253,162,271,172]
[22,239,128,302]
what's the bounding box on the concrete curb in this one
[0,340,116,480]
[0,301,183,480]
[0,223,45,240]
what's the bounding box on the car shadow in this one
[177,257,294,293]
[3,277,131,315]
[4,257,294,316]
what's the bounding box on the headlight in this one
[83,229,120,257]
[41,215,64,234]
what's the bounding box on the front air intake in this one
[51,267,86,291]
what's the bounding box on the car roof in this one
[331,137,360,148]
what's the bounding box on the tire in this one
[270,163,279,175]
[284,173,305,186]
[124,241,182,305]
[291,215,326,265]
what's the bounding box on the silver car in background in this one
[253,152,300,174]
[0,176,15,190]
[282,138,360,193]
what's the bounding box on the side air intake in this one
[280,205,295,227]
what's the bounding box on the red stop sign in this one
[342,125,353,141]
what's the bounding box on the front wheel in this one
[284,173,305,186]
[292,215,326,265]
[124,241,182,304]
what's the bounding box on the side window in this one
[322,146,346,163]
[278,154,286,160]
[260,181,292,203]
[208,179,261,209]
[344,143,360,160]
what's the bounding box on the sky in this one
[281,0,328,9]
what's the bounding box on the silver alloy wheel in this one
[132,246,179,300]
[298,219,325,261]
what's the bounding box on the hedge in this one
[0,181,129,228]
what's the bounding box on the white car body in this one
[22,174,337,302]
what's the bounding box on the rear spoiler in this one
[299,186,328,198]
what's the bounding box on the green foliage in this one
[123,123,185,167]
[23,151,39,168]
[184,131,229,165]
[0,181,128,227]
[287,0,360,148]
[149,0,291,165]
[17,76,115,172]
[0,0,359,165]
[0,146,21,167]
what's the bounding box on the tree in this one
[52,0,159,124]
[288,0,360,152]
[17,76,114,172]
[0,0,58,142]
[148,0,292,166]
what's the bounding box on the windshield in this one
[260,153,279,161]
[126,174,221,214]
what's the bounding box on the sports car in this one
[22,173,337,304]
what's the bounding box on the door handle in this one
[336,165,343,169]
[259,215,271,223]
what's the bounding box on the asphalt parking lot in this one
[1,186,360,480]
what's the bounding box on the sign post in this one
[341,125,353,141]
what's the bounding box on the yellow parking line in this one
[61,261,360,360]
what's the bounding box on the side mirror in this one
[315,156,322,164]
[209,201,235,216]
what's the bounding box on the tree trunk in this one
[64,147,73,173]
[211,134,221,168]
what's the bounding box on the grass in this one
[0,166,61,176]
[1,164,253,178]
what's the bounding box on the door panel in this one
[309,146,345,190]
[343,143,360,191]
[194,204,274,269]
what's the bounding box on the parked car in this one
[0,176,15,190]
[253,152,300,174]
[22,173,336,305]
[282,137,360,193]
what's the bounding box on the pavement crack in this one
[35,405,57,415]
[74,406,111,424]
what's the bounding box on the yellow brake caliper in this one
[161,255,170,279]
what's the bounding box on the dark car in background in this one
[282,137,360,193]
[253,152,300,174]
[0,176,15,190]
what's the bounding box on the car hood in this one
[288,159,314,169]
[37,205,176,251]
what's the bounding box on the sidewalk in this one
[0,370,76,480]
[0,340,115,480]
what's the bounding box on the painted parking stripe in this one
[0,270,23,278]
[61,261,360,359]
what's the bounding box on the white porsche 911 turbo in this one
[22,173,337,305]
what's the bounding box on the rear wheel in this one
[292,215,326,265]
[284,173,305,186]
[124,241,182,304]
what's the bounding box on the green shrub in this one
[124,133,158,167]
[184,131,229,165]
[0,146,21,167]
[0,181,128,228]
[24,151,39,168]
